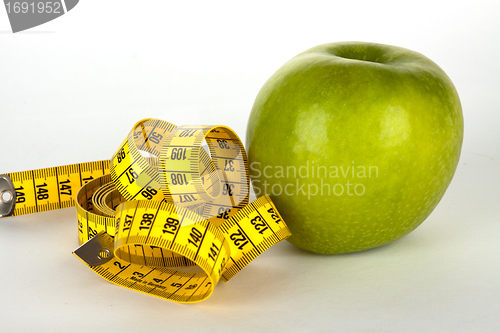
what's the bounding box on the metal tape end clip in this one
[0,175,16,218]
[73,232,115,266]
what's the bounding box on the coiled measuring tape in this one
[0,118,291,303]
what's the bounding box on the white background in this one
[1,1,499,332]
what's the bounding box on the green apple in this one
[246,41,463,254]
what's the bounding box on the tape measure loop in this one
[110,119,176,203]
[2,118,292,303]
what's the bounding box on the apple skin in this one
[246,42,463,254]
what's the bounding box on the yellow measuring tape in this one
[0,118,291,303]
